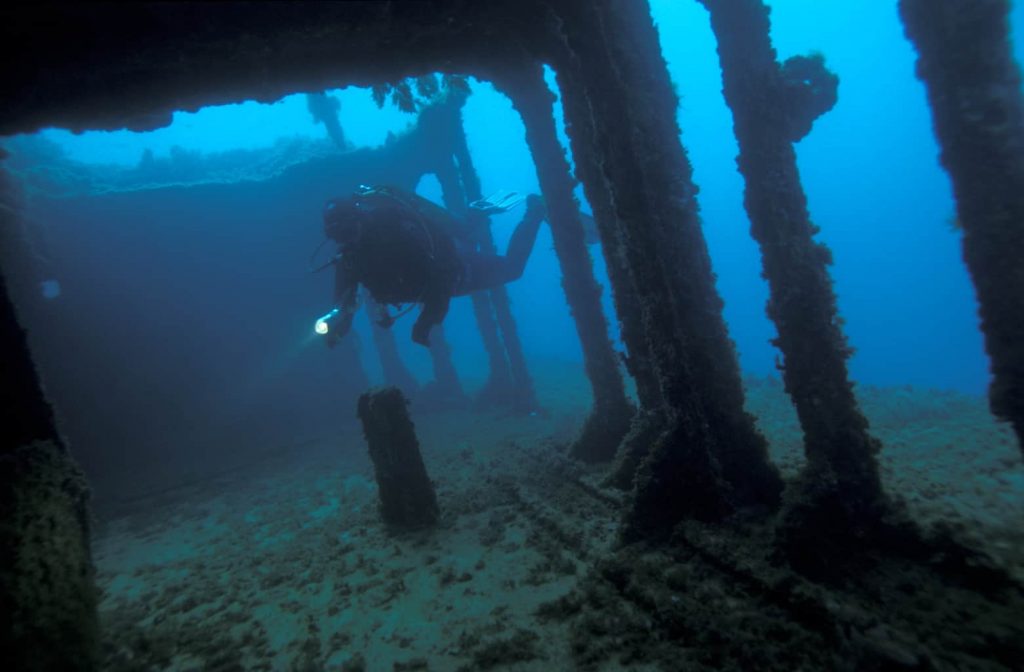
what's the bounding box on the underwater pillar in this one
[476,234,537,411]
[356,387,440,529]
[0,167,99,671]
[418,96,516,406]
[468,287,515,405]
[431,149,516,406]
[501,77,666,488]
[900,0,1024,456]
[550,0,783,539]
[334,329,371,398]
[426,323,465,404]
[446,102,539,413]
[700,0,890,561]
[364,291,420,398]
[602,241,667,490]
[494,63,634,462]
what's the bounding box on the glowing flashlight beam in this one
[314,307,340,336]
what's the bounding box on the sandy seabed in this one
[93,361,1024,671]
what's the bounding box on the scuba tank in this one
[310,185,438,272]
[354,184,471,245]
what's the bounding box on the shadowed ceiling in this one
[0,1,549,135]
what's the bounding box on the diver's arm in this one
[327,261,359,346]
[411,291,451,347]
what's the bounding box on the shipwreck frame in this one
[1,0,1022,668]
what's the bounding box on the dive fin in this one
[469,189,527,214]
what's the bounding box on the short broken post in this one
[356,387,439,530]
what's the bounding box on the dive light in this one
[315,308,341,335]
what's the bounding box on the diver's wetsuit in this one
[326,186,544,346]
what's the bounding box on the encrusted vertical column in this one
[603,244,667,489]
[509,73,666,488]
[549,0,783,539]
[0,164,99,671]
[900,0,1024,455]
[700,0,889,563]
[494,63,634,463]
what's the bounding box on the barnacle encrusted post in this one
[900,0,1024,457]
[0,168,99,671]
[495,63,634,463]
[700,0,890,568]
[357,387,439,529]
[509,73,666,488]
[595,204,667,491]
[549,0,783,539]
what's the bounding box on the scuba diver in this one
[314,185,545,347]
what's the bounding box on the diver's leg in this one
[457,196,545,293]
[503,198,544,279]
[457,254,507,293]
[412,291,451,346]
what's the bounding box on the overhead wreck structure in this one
[1,0,1023,669]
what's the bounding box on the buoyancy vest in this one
[343,186,465,306]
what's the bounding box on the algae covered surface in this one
[93,363,1023,671]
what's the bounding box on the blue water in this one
[36,2,1024,400]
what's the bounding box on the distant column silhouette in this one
[306,91,348,149]
[420,94,538,412]
[433,152,514,405]
[365,290,419,398]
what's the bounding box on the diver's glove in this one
[469,189,526,214]
[412,320,431,347]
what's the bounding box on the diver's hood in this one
[323,197,363,244]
